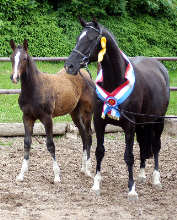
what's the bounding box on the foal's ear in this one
[23,39,28,51]
[79,17,86,27]
[10,39,16,51]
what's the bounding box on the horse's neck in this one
[21,57,40,93]
[101,31,127,92]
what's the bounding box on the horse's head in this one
[10,39,28,84]
[65,18,102,75]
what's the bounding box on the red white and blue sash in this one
[95,51,135,120]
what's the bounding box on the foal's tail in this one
[136,122,164,159]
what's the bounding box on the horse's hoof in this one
[81,167,86,174]
[137,176,146,183]
[90,187,101,196]
[152,183,162,190]
[54,176,61,183]
[128,191,138,201]
[16,174,24,182]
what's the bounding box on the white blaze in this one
[13,51,21,80]
[79,30,87,41]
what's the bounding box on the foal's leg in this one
[16,115,34,181]
[71,109,92,177]
[91,117,106,195]
[124,127,138,200]
[41,115,60,183]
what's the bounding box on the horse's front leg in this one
[41,115,60,183]
[124,127,138,200]
[16,115,34,182]
[91,117,106,195]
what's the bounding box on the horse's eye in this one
[23,58,27,61]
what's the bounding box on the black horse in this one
[65,18,170,200]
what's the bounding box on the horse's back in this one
[131,56,169,87]
[130,57,170,115]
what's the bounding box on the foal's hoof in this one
[128,191,138,201]
[85,171,93,178]
[16,174,24,182]
[152,183,162,190]
[81,169,93,178]
[137,176,146,184]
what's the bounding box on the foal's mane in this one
[26,55,40,76]
[18,45,40,85]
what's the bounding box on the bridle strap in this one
[85,25,101,34]
[73,49,86,58]
[72,25,102,68]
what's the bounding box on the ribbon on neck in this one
[95,51,135,120]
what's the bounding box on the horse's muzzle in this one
[64,62,78,75]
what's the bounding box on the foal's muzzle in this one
[10,74,19,84]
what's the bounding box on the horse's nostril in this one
[10,75,13,81]
[69,64,73,70]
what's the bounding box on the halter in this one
[73,25,102,68]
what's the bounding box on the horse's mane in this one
[101,24,119,49]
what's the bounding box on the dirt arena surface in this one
[0,131,176,220]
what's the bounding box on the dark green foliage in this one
[0,0,176,63]
[127,0,177,18]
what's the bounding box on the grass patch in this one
[0,61,176,123]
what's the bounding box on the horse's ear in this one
[23,39,28,51]
[79,17,86,27]
[92,18,99,30]
[10,39,16,51]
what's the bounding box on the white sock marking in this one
[85,158,92,177]
[13,51,21,81]
[53,160,60,182]
[152,170,161,185]
[138,168,146,181]
[81,150,87,173]
[91,172,101,192]
[16,159,29,181]
[128,183,138,200]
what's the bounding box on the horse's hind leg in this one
[70,109,92,177]
[16,115,35,182]
[136,126,147,183]
[152,122,164,189]
[40,115,60,183]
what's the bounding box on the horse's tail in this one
[136,122,164,159]
[158,61,170,98]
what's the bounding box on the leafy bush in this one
[127,0,177,18]
[0,1,176,68]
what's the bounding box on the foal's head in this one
[65,18,102,75]
[10,39,28,84]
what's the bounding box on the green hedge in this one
[0,1,176,66]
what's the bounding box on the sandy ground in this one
[0,130,176,220]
